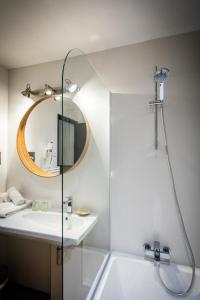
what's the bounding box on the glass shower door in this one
[61,49,110,300]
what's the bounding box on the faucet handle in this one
[163,246,170,254]
[144,243,151,251]
[64,196,73,214]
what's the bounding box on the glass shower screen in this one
[61,49,110,300]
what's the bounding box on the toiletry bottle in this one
[32,200,38,211]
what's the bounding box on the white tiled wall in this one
[110,91,200,266]
[89,31,200,267]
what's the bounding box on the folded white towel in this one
[0,192,9,203]
[7,187,25,206]
[0,199,32,218]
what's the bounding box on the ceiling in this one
[0,0,200,69]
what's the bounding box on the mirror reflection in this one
[25,97,87,175]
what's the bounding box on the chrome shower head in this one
[154,68,170,83]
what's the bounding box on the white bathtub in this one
[92,252,200,300]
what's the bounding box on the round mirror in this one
[17,95,89,177]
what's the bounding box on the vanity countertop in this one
[0,209,98,246]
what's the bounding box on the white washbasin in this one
[22,211,84,230]
[0,209,98,246]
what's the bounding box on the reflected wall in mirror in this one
[17,96,89,177]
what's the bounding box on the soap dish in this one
[76,208,91,216]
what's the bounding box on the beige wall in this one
[0,66,8,192]
[0,66,8,289]
[6,55,110,294]
[89,30,200,95]
[7,58,110,249]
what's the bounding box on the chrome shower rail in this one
[154,65,158,150]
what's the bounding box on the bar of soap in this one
[76,208,91,216]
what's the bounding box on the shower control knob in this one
[144,243,151,250]
[163,246,170,254]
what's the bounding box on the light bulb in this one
[65,79,80,94]
[68,83,78,93]
[54,95,61,101]
[45,90,52,96]
[44,84,54,96]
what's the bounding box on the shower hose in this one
[155,105,196,297]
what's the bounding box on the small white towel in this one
[7,187,25,206]
[0,193,9,203]
[0,199,32,218]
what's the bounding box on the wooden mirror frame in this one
[17,95,90,177]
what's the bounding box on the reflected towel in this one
[0,199,32,218]
[7,187,25,206]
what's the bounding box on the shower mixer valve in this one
[144,241,171,264]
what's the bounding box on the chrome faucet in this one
[63,196,73,214]
[154,241,161,261]
[144,241,170,264]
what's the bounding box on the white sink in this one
[22,211,84,230]
[0,209,98,246]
